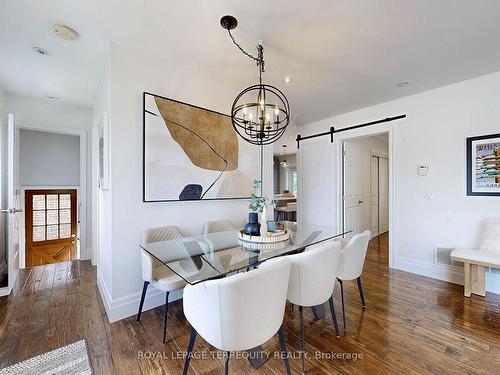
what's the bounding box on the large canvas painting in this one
[143,92,262,202]
[467,133,500,196]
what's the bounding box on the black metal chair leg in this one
[338,278,346,330]
[183,328,197,375]
[163,291,170,344]
[328,295,340,338]
[299,306,305,374]
[357,276,366,308]
[136,281,150,322]
[224,352,230,375]
[277,325,291,375]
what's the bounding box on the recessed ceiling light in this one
[284,76,292,83]
[53,23,80,41]
[33,47,49,55]
[398,81,410,87]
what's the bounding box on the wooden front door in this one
[25,189,78,267]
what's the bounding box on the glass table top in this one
[140,222,351,285]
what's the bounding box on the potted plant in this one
[245,180,275,236]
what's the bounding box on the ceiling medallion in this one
[220,15,290,146]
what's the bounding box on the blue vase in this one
[244,212,261,236]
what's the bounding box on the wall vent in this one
[435,246,462,268]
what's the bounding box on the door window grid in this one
[32,194,72,242]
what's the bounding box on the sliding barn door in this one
[25,189,77,267]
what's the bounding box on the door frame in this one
[335,123,397,269]
[14,121,88,266]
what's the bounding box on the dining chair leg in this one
[328,295,340,338]
[299,306,305,375]
[163,291,170,344]
[224,351,230,375]
[277,325,292,375]
[357,276,366,308]
[136,281,150,322]
[338,278,346,331]
[183,327,197,375]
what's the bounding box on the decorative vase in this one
[244,212,261,236]
[261,206,268,235]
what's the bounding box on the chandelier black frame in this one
[221,15,290,146]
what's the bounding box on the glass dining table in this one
[140,221,351,286]
[140,221,350,368]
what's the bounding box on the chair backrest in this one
[141,226,183,282]
[286,240,341,307]
[337,230,371,280]
[286,202,297,211]
[143,226,182,245]
[479,218,500,254]
[183,257,291,352]
[203,220,235,234]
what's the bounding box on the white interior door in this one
[343,141,363,238]
[378,157,389,234]
[4,114,22,293]
[370,156,379,236]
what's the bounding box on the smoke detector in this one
[53,24,80,41]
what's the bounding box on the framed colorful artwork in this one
[467,133,500,196]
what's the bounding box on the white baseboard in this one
[394,256,464,285]
[0,287,10,297]
[96,269,182,323]
[394,256,500,295]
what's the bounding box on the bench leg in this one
[463,262,471,297]
[471,264,486,297]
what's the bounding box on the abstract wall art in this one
[143,92,262,202]
[467,133,500,196]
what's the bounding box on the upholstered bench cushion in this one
[450,248,500,268]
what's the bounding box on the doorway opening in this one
[273,145,297,222]
[17,127,86,270]
[342,133,389,264]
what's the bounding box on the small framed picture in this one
[466,133,500,196]
[98,112,110,190]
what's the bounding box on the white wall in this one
[96,44,274,322]
[344,135,388,234]
[299,70,500,294]
[5,94,92,259]
[19,129,80,186]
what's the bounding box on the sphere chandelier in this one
[220,15,290,146]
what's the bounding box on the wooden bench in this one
[451,248,500,297]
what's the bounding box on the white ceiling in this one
[2,0,500,125]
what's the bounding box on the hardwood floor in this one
[1,233,499,374]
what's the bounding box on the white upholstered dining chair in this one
[286,240,342,373]
[336,230,371,330]
[137,226,187,344]
[203,220,235,234]
[182,258,292,375]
